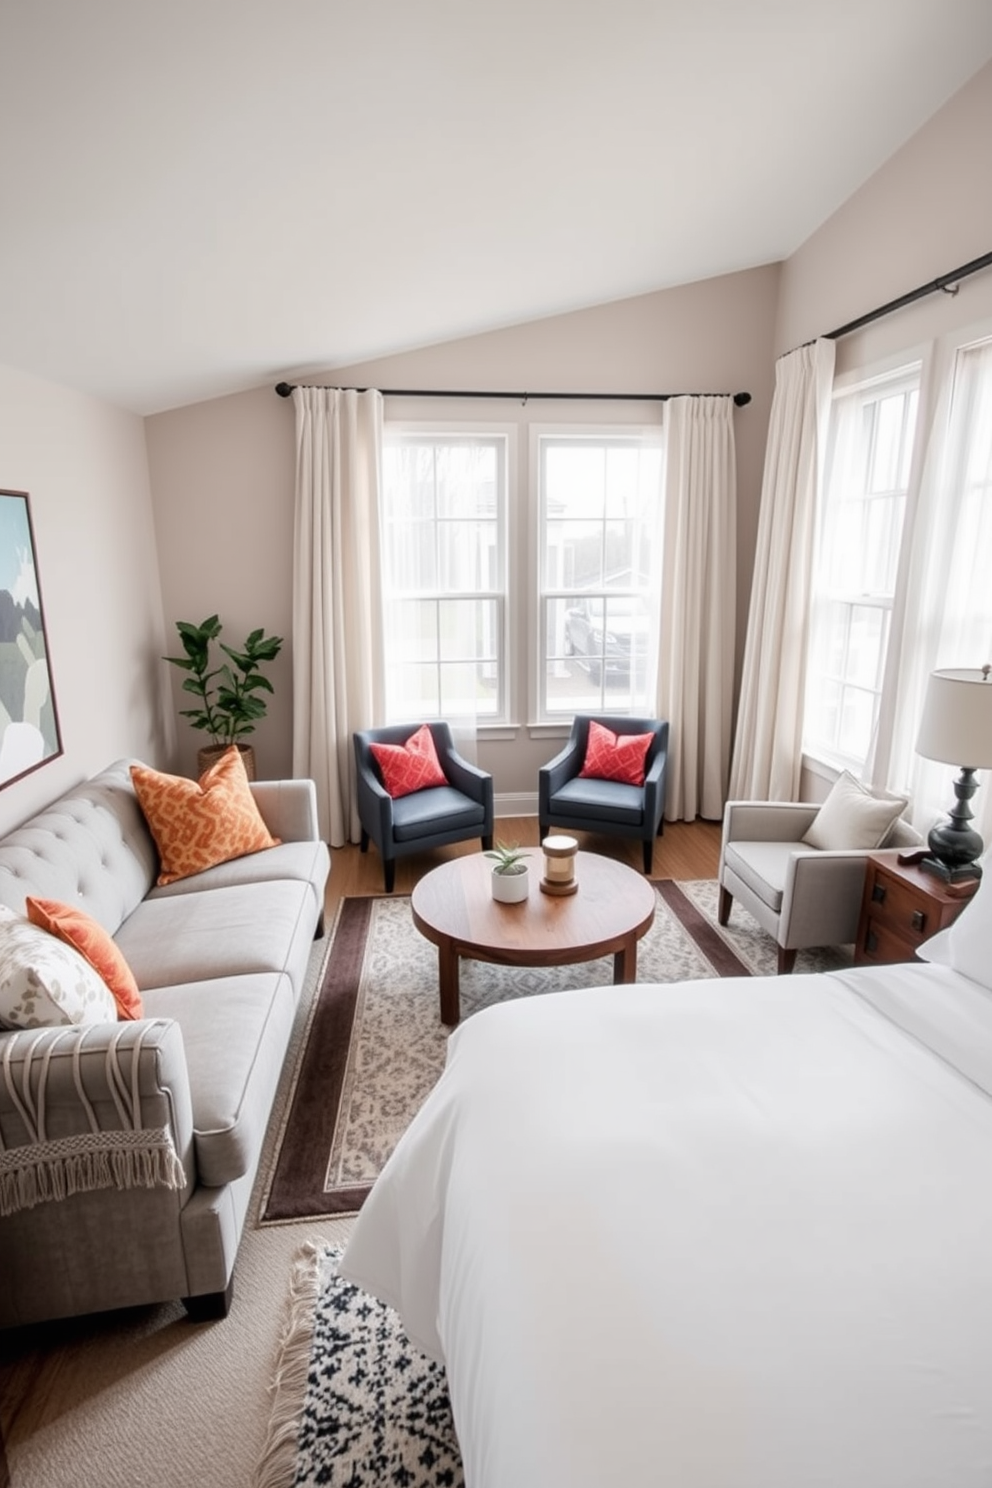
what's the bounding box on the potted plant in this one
[164,615,283,779]
[485,841,531,904]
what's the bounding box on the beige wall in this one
[146,265,780,798]
[777,59,992,369]
[0,364,169,836]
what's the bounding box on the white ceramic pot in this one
[491,865,530,903]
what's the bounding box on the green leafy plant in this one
[484,841,529,875]
[164,615,283,747]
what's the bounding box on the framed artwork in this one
[0,489,63,788]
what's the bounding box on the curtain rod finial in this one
[275,381,294,397]
[734,391,751,407]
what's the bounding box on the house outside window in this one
[381,430,508,724]
[537,432,663,722]
[803,369,920,772]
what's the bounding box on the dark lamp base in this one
[919,854,983,885]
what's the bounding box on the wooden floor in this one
[325,816,722,913]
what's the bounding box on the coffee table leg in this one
[613,940,637,984]
[439,943,461,1026]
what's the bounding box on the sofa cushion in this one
[392,786,486,843]
[723,840,823,914]
[0,760,157,932]
[26,897,144,1020]
[142,973,296,1187]
[114,880,315,995]
[0,905,118,1029]
[579,720,654,786]
[370,724,448,798]
[551,776,645,827]
[147,839,328,913]
[130,749,279,886]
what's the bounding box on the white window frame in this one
[530,424,664,726]
[803,360,922,775]
[380,422,513,727]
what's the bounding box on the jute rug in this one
[260,879,849,1223]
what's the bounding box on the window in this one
[380,431,507,722]
[803,370,920,771]
[538,433,663,721]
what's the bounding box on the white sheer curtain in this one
[292,386,385,846]
[656,395,737,820]
[882,336,992,842]
[729,338,836,801]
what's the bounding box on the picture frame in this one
[0,489,63,788]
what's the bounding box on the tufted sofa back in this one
[0,760,158,934]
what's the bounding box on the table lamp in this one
[915,664,992,882]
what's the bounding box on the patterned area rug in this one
[260,879,849,1223]
[253,1243,462,1488]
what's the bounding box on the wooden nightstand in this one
[854,850,979,967]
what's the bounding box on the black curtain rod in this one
[274,381,751,408]
[824,250,992,341]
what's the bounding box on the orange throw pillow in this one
[130,746,279,887]
[26,898,144,1021]
[579,720,654,787]
[369,724,448,799]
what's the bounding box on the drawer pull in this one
[911,909,927,933]
[872,883,887,904]
[866,930,878,953]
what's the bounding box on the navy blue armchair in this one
[354,721,494,892]
[538,714,669,874]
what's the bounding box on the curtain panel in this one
[729,338,836,802]
[291,386,385,846]
[657,395,737,821]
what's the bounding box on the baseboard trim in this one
[494,792,538,818]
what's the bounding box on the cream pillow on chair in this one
[802,771,908,851]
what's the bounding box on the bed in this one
[341,866,992,1487]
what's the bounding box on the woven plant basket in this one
[196,742,256,781]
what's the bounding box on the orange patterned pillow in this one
[369,724,448,798]
[130,746,279,887]
[26,897,144,1021]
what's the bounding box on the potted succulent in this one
[485,842,531,904]
[164,615,283,780]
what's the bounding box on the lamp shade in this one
[916,667,992,768]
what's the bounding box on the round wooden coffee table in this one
[411,849,656,1026]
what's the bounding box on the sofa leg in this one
[314,911,325,939]
[717,886,732,926]
[384,860,395,893]
[183,1279,233,1322]
[360,829,369,853]
[778,946,798,975]
[642,840,653,874]
[482,834,493,852]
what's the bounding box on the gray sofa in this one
[0,759,330,1329]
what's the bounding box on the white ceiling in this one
[2,1,992,416]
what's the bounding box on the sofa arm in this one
[721,800,821,854]
[780,851,871,950]
[0,1020,193,1218]
[249,778,322,842]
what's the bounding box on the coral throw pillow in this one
[26,898,144,1021]
[130,746,279,887]
[370,724,448,799]
[579,720,654,787]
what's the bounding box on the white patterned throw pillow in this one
[0,905,118,1029]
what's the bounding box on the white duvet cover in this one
[341,962,992,1487]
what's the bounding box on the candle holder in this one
[540,834,578,896]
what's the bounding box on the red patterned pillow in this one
[370,724,448,799]
[579,720,654,786]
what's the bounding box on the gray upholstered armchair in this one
[718,798,922,973]
[538,714,669,874]
[354,721,493,892]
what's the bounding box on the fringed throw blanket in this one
[0,1023,186,1217]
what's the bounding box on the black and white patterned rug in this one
[254,1243,463,1488]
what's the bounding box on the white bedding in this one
[341,960,992,1487]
